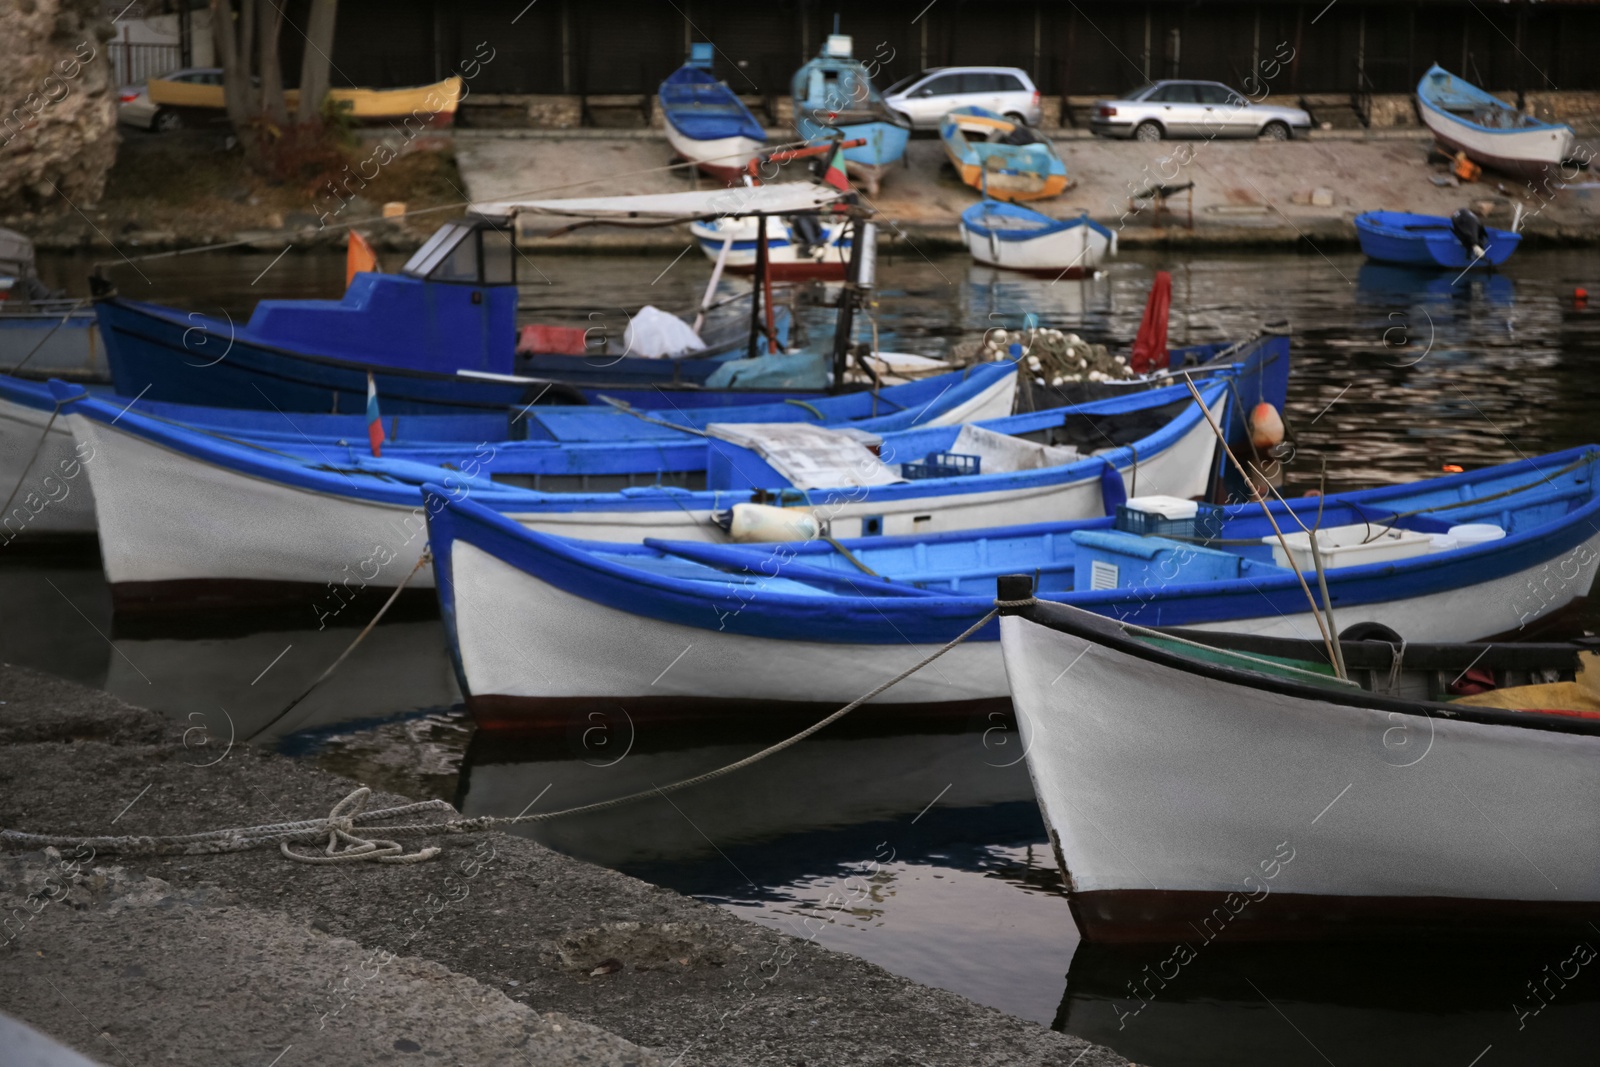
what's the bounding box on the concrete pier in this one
[0,663,1126,1066]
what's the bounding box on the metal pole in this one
[830,218,866,387]
[747,215,767,359]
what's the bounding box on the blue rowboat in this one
[960,200,1114,276]
[1417,64,1576,181]
[939,107,1068,202]
[791,36,909,194]
[51,377,1229,611]
[1354,210,1520,270]
[423,446,1600,726]
[660,44,766,181]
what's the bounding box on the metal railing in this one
[112,41,181,88]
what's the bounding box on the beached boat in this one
[426,447,1600,727]
[146,74,464,125]
[791,36,910,194]
[940,108,1068,202]
[659,44,766,181]
[998,583,1600,941]
[689,214,852,280]
[52,379,1225,612]
[1416,65,1576,180]
[1354,210,1520,270]
[95,184,877,415]
[960,201,1113,276]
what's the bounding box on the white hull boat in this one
[1416,64,1576,180]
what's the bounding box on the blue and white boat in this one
[424,447,1600,726]
[960,200,1115,277]
[97,184,875,416]
[51,378,1228,611]
[791,35,910,194]
[939,107,1068,202]
[1416,64,1576,180]
[659,43,766,181]
[1354,210,1520,270]
[1,226,100,381]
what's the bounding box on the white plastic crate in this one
[1265,523,1436,572]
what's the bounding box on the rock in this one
[1310,187,1335,207]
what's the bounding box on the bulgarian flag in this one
[821,140,850,191]
[366,372,385,457]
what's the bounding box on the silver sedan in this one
[1090,81,1311,142]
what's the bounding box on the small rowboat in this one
[146,75,464,125]
[1416,64,1576,180]
[939,107,1068,201]
[689,214,851,280]
[659,45,766,182]
[425,447,1600,728]
[1354,210,1519,270]
[960,200,1114,276]
[998,583,1600,941]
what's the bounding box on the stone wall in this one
[0,0,117,213]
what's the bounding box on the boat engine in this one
[1450,208,1488,258]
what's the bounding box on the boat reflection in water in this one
[456,713,1084,1023]
[1060,939,1600,1067]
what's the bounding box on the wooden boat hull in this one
[1354,211,1520,269]
[960,214,1114,275]
[1416,65,1575,180]
[662,124,764,182]
[940,107,1069,203]
[690,216,851,280]
[999,599,1600,941]
[0,307,102,381]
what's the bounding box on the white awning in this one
[471,182,847,222]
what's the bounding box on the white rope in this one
[1,609,1002,866]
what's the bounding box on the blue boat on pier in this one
[791,35,910,194]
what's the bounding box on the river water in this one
[15,246,1600,1065]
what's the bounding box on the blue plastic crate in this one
[1114,502,1225,541]
[901,451,981,480]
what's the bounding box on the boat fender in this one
[728,502,821,543]
[1249,402,1285,450]
[1098,460,1127,516]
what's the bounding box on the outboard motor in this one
[788,212,824,257]
[1451,208,1488,258]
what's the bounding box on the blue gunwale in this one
[961,200,1113,244]
[425,446,1600,647]
[51,377,1229,517]
[1416,64,1574,139]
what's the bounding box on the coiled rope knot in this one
[280,788,443,866]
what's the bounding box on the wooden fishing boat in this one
[146,74,463,125]
[791,36,910,194]
[1354,210,1520,269]
[998,582,1600,941]
[659,44,766,182]
[95,184,878,416]
[940,107,1068,202]
[689,214,852,280]
[960,201,1113,276]
[1416,65,1575,180]
[424,447,1600,727]
[52,379,1226,611]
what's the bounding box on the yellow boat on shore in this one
[146,74,462,124]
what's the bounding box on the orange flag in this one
[346,231,378,288]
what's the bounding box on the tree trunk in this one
[296,0,339,126]
[211,0,258,130]
[257,1,289,125]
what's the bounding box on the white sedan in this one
[1090,80,1311,142]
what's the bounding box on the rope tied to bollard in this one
[2,608,1006,867]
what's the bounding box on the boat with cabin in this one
[791,35,910,195]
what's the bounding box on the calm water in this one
[14,246,1600,1065]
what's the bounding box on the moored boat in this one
[998,581,1600,941]
[689,214,852,280]
[1416,64,1576,180]
[1354,210,1520,270]
[960,201,1113,276]
[791,35,910,195]
[426,447,1600,728]
[940,108,1068,202]
[1,227,100,380]
[659,44,767,182]
[52,379,1226,612]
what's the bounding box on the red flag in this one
[822,142,850,191]
[1129,271,1172,375]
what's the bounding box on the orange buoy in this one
[1249,403,1285,450]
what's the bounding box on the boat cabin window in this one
[401,221,516,286]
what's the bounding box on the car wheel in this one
[1260,121,1290,141]
[1004,112,1028,127]
[1133,121,1162,143]
[153,109,182,132]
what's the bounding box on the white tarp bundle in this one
[623,306,708,359]
[472,182,847,222]
[706,423,905,490]
[948,424,1082,473]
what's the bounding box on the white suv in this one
[883,67,1042,130]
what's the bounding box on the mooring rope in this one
[1,607,1005,866]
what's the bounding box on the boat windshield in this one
[402,222,473,278]
[401,221,516,285]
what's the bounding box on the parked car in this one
[1089,80,1311,142]
[883,67,1042,130]
[117,67,224,132]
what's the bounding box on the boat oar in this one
[1180,374,1346,679]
